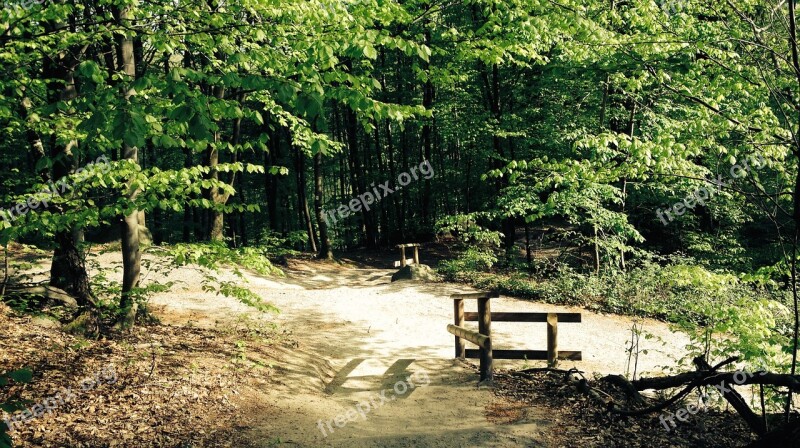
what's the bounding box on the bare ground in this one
[143,253,692,448]
[2,248,696,447]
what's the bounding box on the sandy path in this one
[63,251,690,447]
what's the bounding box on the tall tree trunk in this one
[421,18,434,228]
[207,84,226,242]
[620,101,636,271]
[264,121,281,232]
[385,119,401,243]
[344,104,378,247]
[486,63,515,256]
[314,152,333,259]
[182,145,194,242]
[115,3,141,327]
[786,0,800,421]
[43,6,93,308]
[374,120,389,246]
[238,179,248,247]
[148,140,163,245]
[295,145,317,252]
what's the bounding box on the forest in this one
[2,0,800,446]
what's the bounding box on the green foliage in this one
[439,248,498,275]
[206,280,279,314]
[436,214,503,249]
[165,242,280,314]
[168,242,282,278]
[256,231,310,259]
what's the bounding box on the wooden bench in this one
[395,243,420,267]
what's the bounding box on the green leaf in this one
[7,369,32,383]
[363,44,378,60]
[416,45,431,62]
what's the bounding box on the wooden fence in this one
[447,291,582,382]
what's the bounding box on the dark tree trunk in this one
[374,120,389,246]
[42,9,93,309]
[206,84,226,242]
[485,63,515,256]
[314,152,333,259]
[294,145,317,252]
[182,145,194,242]
[265,123,281,232]
[421,20,434,228]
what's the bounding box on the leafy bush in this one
[439,248,498,276]
[436,213,503,248]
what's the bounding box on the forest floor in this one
[0,245,756,447]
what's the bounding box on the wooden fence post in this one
[547,312,558,368]
[413,245,420,265]
[478,297,493,382]
[454,298,465,358]
[400,246,407,267]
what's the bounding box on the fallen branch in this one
[630,371,800,393]
[600,374,646,405]
[695,357,766,436]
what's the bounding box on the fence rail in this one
[449,291,583,383]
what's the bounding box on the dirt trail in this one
[129,256,691,448]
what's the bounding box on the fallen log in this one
[566,358,800,425]
[523,358,800,445]
[629,371,800,393]
[600,374,646,405]
[629,356,739,390]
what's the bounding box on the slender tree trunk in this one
[207,84,226,242]
[619,101,636,271]
[374,120,389,246]
[314,152,332,259]
[265,122,280,232]
[525,222,532,265]
[294,145,317,252]
[486,63,515,256]
[182,145,194,242]
[385,119,401,243]
[239,179,248,247]
[787,0,800,419]
[115,3,140,327]
[148,140,163,245]
[594,224,601,274]
[421,18,434,228]
[344,103,378,247]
